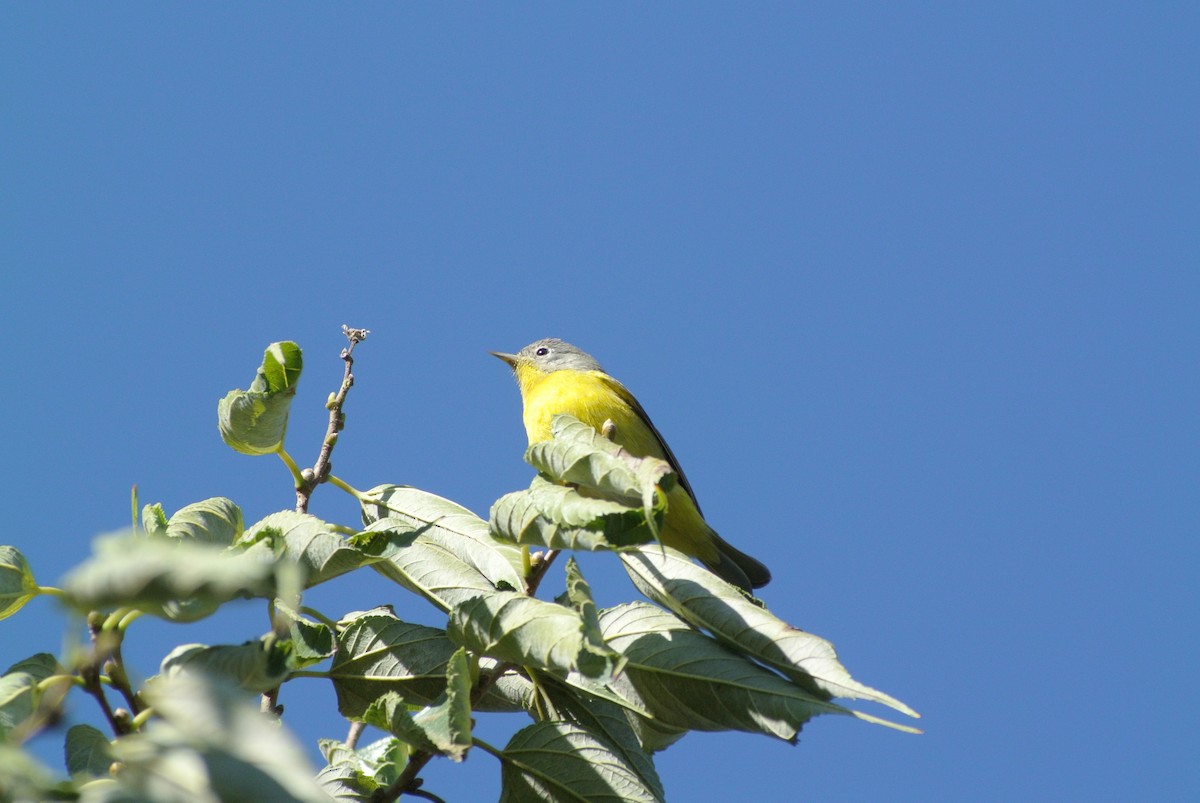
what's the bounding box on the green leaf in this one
[159,636,293,694]
[0,546,38,621]
[356,485,524,611]
[498,720,664,803]
[239,510,370,588]
[448,590,617,679]
[362,649,471,762]
[590,603,909,742]
[162,497,244,546]
[474,657,536,713]
[330,607,459,719]
[0,744,72,802]
[112,673,327,803]
[218,341,303,456]
[533,674,666,793]
[62,532,276,621]
[317,735,409,801]
[141,502,169,536]
[0,654,60,740]
[274,602,335,666]
[490,476,661,551]
[65,724,115,778]
[527,415,676,512]
[316,761,378,802]
[623,546,921,722]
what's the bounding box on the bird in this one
[492,338,771,591]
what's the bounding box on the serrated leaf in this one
[499,720,663,803]
[623,546,921,722]
[593,603,912,742]
[141,503,168,537]
[527,415,676,513]
[330,607,458,718]
[163,498,244,546]
[239,510,369,588]
[474,658,536,713]
[260,341,303,392]
[363,648,471,762]
[65,724,115,778]
[316,761,378,802]
[319,735,408,791]
[489,476,660,551]
[448,591,616,679]
[0,654,60,739]
[409,647,474,762]
[0,546,38,621]
[62,533,276,621]
[356,485,523,611]
[273,602,335,666]
[534,674,666,794]
[218,341,303,456]
[159,637,292,694]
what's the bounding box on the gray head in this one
[491,338,604,374]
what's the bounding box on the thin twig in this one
[346,720,365,750]
[296,325,370,513]
[263,327,369,717]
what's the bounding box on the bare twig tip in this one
[341,325,370,344]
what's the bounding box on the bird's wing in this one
[598,373,704,515]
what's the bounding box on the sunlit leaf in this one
[356,485,524,611]
[61,532,276,621]
[0,744,72,802]
[273,602,335,666]
[363,649,471,762]
[159,636,292,694]
[239,510,369,588]
[163,498,244,546]
[330,607,458,718]
[141,503,168,537]
[490,476,660,551]
[0,546,38,621]
[591,603,917,742]
[622,547,920,721]
[527,415,676,512]
[0,654,60,740]
[448,590,616,679]
[218,341,302,456]
[112,673,327,803]
[319,735,407,794]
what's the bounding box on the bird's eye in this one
[535,347,549,356]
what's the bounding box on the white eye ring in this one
[535,347,549,356]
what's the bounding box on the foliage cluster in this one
[0,336,918,801]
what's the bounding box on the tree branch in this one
[296,325,370,514]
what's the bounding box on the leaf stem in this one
[299,606,340,629]
[326,474,363,499]
[278,449,307,489]
[471,737,503,759]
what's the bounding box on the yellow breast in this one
[515,366,662,459]
[514,364,721,564]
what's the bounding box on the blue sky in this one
[3,4,1197,801]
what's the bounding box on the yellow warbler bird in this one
[492,338,771,591]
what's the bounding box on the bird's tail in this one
[703,531,772,592]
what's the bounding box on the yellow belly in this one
[517,368,718,563]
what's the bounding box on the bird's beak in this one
[490,351,519,367]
